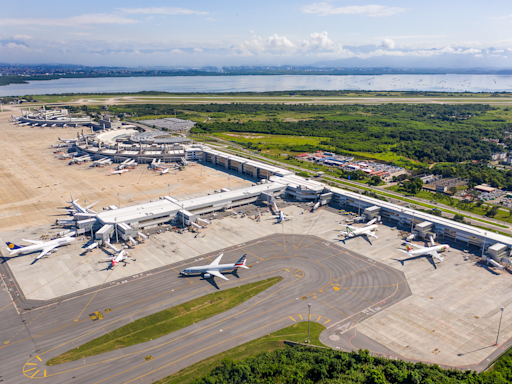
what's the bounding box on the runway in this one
[0,234,410,383]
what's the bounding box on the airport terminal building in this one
[66,143,512,263]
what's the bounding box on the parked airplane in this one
[159,167,170,175]
[180,254,249,280]
[58,137,78,143]
[103,250,135,268]
[272,211,293,223]
[339,224,379,239]
[6,234,75,261]
[63,196,98,214]
[110,168,130,175]
[399,242,449,262]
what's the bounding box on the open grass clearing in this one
[47,277,282,366]
[154,321,326,384]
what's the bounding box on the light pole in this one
[228,177,230,189]
[115,217,118,243]
[496,307,505,345]
[181,204,185,228]
[411,209,415,233]
[168,183,170,196]
[482,231,487,259]
[117,193,120,208]
[306,303,312,343]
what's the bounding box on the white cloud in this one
[0,13,137,27]
[307,31,333,49]
[302,3,405,17]
[239,34,297,53]
[12,34,32,40]
[266,34,295,50]
[380,38,395,49]
[118,7,208,15]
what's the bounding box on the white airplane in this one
[58,137,78,143]
[60,196,98,214]
[6,234,75,261]
[272,211,293,223]
[180,254,249,280]
[103,250,135,268]
[110,168,130,175]
[339,224,379,239]
[159,167,170,175]
[399,242,449,262]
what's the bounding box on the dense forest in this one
[190,347,510,384]
[76,103,510,163]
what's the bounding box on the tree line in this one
[190,347,510,384]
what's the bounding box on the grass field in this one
[154,321,326,384]
[47,277,282,366]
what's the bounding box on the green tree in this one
[487,205,499,217]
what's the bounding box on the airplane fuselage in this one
[181,263,238,275]
[406,244,450,257]
[9,237,74,255]
[347,224,378,236]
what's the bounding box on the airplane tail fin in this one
[234,254,249,269]
[6,242,22,251]
[406,244,412,253]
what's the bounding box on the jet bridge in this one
[414,221,435,239]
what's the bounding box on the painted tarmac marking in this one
[289,316,296,322]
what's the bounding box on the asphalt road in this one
[0,234,410,383]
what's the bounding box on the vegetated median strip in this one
[47,277,282,366]
[154,321,326,384]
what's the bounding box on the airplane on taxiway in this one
[6,233,75,261]
[180,254,249,280]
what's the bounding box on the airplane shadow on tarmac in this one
[393,255,438,269]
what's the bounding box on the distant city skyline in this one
[1,1,512,67]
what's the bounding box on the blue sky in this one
[1,1,512,67]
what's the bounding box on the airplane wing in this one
[367,231,378,239]
[427,250,444,262]
[37,245,57,260]
[206,270,229,280]
[85,201,99,210]
[22,239,44,245]
[210,254,224,266]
